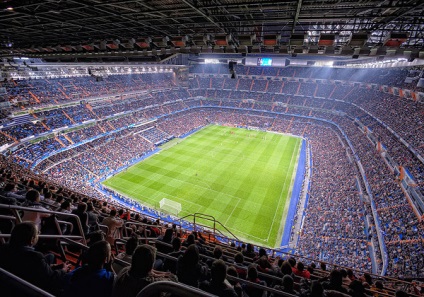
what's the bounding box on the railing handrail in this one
[0,267,55,297]
[0,203,87,245]
[136,281,216,297]
[179,212,240,241]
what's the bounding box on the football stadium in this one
[0,1,423,296]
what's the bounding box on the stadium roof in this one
[1,0,423,60]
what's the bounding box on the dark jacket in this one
[64,265,114,297]
[0,244,67,295]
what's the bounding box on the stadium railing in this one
[0,267,55,297]
[179,212,240,243]
[0,203,87,247]
[136,281,216,297]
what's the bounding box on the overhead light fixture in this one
[106,39,120,50]
[81,43,95,51]
[60,45,72,52]
[238,34,256,46]
[348,32,369,47]
[263,34,281,46]
[171,36,188,47]
[135,37,152,49]
[42,46,55,52]
[214,34,231,46]
[383,32,408,47]
[318,34,336,46]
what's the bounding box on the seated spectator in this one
[156,227,174,254]
[52,195,65,209]
[102,209,124,246]
[340,269,351,287]
[177,244,208,287]
[163,237,183,274]
[234,252,247,280]
[76,230,106,267]
[243,264,267,297]
[370,281,388,297]
[1,182,25,203]
[182,233,196,247]
[347,269,356,282]
[226,265,243,297]
[301,280,325,297]
[71,202,89,235]
[280,261,294,277]
[293,261,311,279]
[307,264,315,279]
[86,202,100,232]
[64,240,115,297]
[112,244,177,297]
[57,200,72,213]
[322,270,349,294]
[113,236,139,274]
[207,246,225,268]
[0,221,70,296]
[256,255,276,275]
[242,243,257,259]
[359,273,373,289]
[200,259,238,297]
[349,279,367,297]
[272,275,299,296]
[21,189,50,230]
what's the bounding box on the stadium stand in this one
[0,64,423,297]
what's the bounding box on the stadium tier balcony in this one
[0,151,420,296]
[0,67,423,284]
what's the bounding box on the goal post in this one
[159,198,182,216]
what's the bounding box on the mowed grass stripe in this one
[103,125,301,248]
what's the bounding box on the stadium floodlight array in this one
[159,198,182,216]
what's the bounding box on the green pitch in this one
[102,125,301,248]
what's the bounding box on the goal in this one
[159,198,182,216]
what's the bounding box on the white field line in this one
[266,139,301,242]
[223,198,241,226]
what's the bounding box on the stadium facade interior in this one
[0,0,424,296]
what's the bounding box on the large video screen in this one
[257,58,273,66]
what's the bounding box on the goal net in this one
[159,198,182,216]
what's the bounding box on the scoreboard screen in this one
[257,58,273,66]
